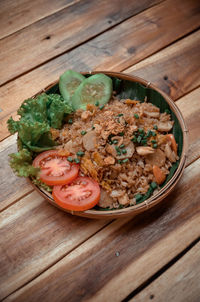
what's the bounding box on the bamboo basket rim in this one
[31,71,188,219]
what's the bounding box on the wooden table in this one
[0,0,200,301]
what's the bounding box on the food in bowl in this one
[7,70,180,212]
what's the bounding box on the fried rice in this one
[52,94,178,209]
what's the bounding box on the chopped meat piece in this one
[136,146,154,156]
[81,111,92,120]
[104,156,115,165]
[118,193,130,205]
[143,111,160,118]
[82,131,97,151]
[145,149,166,167]
[164,143,177,163]
[98,189,114,208]
[157,121,174,132]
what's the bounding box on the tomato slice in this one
[52,176,100,211]
[33,150,79,186]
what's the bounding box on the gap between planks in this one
[0,0,164,86]
[0,95,200,298]
[0,0,82,40]
[1,2,200,141]
[123,237,200,301]
[129,239,200,302]
[3,158,200,301]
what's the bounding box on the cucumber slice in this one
[72,73,113,110]
[59,70,85,104]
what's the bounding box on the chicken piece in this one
[104,156,115,165]
[145,149,166,167]
[82,131,97,151]
[64,140,81,154]
[81,111,92,120]
[157,121,174,132]
[110,190,124,198]
[94,124,102,134]
[143,111,160,118]
[98,189,114,208]
[165,143,177,163]
[106,144,117,157]
[136,146,154,156]
[118,193,130,205]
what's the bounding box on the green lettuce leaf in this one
[17,94,48,123]
[9,149,39,177]
[47,94,73,128]
[7,93,73,154]
[7,117,19,134]
[32,178,53,192]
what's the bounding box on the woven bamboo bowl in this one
[31,71,188,219]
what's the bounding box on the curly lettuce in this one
[9,149,39,177]
[7,93,73,153]
[7,93,73,177]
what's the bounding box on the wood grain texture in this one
[126,30,200,100]
[0,0,161,85]
[0,192,110,299]
[0,0,79,39]
[1,86,199,212]
[5,159,200,302]
[133,242,200,302]
[176,88,200,166]
[0,135,33,212]
[1,0,200,140]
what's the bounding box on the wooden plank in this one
[132,242,200,302]
[0,134,33,212]
[0,0,80,40]
[1,1,200,140]
[0,192,111,300]
[176,88,200,166]
[4,159,200,302]
[1,86,199,212]
[0,0,162,85]
[126,31,200,100]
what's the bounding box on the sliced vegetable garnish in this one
[59,70,85,104]
[33,150,79,186]
[52,176,100,211]
[71,73,113,110]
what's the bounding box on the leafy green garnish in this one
[47,94,73,129]
[9,149,39,177]
[7,93,73,153]
[32,178,53,192]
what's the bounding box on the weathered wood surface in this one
[133,241,200,302]
[0,193,111,299]
[127,30,200,100]
[4,159,200,301]
[1,0,200,141]
[1,87,199,212]
[0,0,80,39]
[0,0,162,85]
